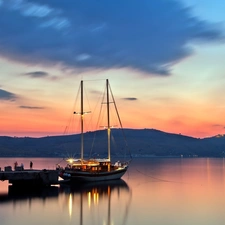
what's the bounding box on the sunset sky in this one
[1,0,225,138]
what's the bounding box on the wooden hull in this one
[59,166,128,183]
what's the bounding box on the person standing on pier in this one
[14,161,18,170]
[30,161,33,169]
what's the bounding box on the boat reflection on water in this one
[0,179,132,225]
[59,179,132,225]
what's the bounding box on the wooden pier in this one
[0,166,59,186]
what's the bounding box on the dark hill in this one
[0,129,225,157]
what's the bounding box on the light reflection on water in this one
[1,157,225,225]
[59,179,131,225]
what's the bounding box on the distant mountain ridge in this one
[0,129,225,157]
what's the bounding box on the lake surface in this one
[1,157,225,225]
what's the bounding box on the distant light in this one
[66,158,74,164]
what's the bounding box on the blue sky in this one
[0,0,225,138]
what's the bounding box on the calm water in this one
[1,157,225,225]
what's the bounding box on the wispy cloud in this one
[3,0,70,29]
[211,124,225,128]
[23,71,49,78]
[122,97,137,101]
[19,105,45,109]
[0,88,17,101]
[0,0,224,75]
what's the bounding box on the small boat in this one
[58,79,131,183]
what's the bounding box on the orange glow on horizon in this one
[1,73,225,139]
[1,106,225,138]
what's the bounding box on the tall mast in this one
[81,80,84,161]
[106,79,111,161]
